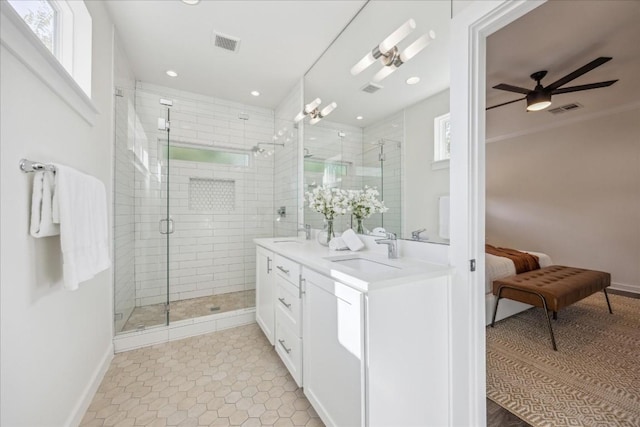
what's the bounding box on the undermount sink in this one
[327,256,400,274]
[273,239,303,244]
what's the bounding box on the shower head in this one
[303,148,313,158]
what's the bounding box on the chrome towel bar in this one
[19,158,56,173]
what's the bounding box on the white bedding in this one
[485,250,553,294]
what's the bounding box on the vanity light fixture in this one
[406,76,420,85]
[350,18,436,83]
[166,70,178,77]
[250,90,260,97]
[294,98,337,125]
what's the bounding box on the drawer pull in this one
[278,297,291,309]
[277,266,290,275]
[278,339,292,354]
[267,257,272,273]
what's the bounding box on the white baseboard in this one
[609,281,640,295]
[66,342,114,427]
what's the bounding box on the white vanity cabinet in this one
[255,246,275,345]
[273,254,303,386]
[302,268,365,427]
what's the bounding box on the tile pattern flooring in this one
[82,323,323,427]
[122,290,256,332]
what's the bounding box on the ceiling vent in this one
[548,103,583,114]
[360,82,383,94]
[212,32,241,53]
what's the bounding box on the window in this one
[7,0,56,54]
[3,0,94,113]
[433,112,451,169]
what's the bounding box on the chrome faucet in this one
[298,224,311,240]
[411,228,427,241]
[376,232,398,259]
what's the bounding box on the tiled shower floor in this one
[122,290,256,332]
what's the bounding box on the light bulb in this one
[379,19,416,54]
[372,65,397,83]
[294,112,305,123]
[309,116,321,125]
[320,102,337,117]
[400,31,436,62]
[351,52,377,76]
[305,98,322,113]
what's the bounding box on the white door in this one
[255,246,274,344]
[302,268,365,427]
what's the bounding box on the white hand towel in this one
[30,171,60,237]
[439,195,450,239]
[53,164,111,290]
[329,237,349,251]
[342,229,365,252]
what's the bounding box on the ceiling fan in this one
[487,57,618,111]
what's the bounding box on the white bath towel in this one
[328,237,349,251]
[30,171,60,237]
[439,195,450,240]
[53,164,110,290]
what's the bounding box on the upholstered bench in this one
[490,265,612,350]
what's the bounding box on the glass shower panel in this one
[114,88,170,333]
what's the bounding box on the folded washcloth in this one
[329,237,349,251]
[54,164,111,290]
[30,171,60,237]
[342,229,365,251]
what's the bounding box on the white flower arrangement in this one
[305,185,349,220]
[347,186,388,219]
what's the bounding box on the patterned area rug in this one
[486,293,640,427]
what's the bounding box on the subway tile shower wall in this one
[133,82,275,307]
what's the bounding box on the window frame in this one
[432,112,451,170]
[1,0,97,124]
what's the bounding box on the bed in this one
[484,249,553,325]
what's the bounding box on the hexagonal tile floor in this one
[81,324,324,426]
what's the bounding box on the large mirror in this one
[302,0,451,243]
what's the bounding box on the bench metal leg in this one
[491,285,558,351]
[603,288,613,314]
[490,288,503,327]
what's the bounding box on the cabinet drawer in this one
[275,321,302,387]
[274,254,300,285]
[275,277,302,336]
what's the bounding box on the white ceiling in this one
[486,0,640,141]
[104,0,366,109]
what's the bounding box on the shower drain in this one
[210,306,221,312]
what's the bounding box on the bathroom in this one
[0,0,492,425]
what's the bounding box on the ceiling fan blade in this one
[486,97,526,110]
[546,57,612,91]
[551,79,618,94]
[493,83,531,94]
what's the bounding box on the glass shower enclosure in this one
[113,86,273,335]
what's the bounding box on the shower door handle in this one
[159,218,174,234]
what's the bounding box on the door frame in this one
[448,1,546,425]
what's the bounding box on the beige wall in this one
[486,107,640,291]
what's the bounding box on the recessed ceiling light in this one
[181,0,200,5]
[406,76,420,85]
[251,90,260,97]
[356,116,363,120]
[166,70,178,77]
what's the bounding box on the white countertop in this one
[254,237,453,293]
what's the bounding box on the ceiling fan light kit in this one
[488,57,618,112]
[351,19,435,83]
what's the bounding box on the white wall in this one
[486,107,640,292]
[0,1,115,425]
[404,89,450,242]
